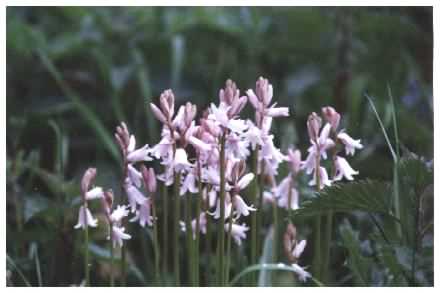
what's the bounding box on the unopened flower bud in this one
[322,106,340,131]
[101,189,114,218]
[287,149,302,175]
[81,168,97,197]
[307,112,322,142]
[141,165,157,193]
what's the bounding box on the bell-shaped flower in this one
[278,186,299,211]
[337,132,363,156]
[85,187,104,200]
[124,178,147,212]
[226,133,250,161]
[74,206,98,229]
[226,222,249,246]
[110,205,130,224]
[211,198,232,220]
[127,164,143,188]
[130,198,153,227]
[333,156,359,181]
[111,226,131,248]
[287,149,302,175]
[266,105,289,117]
[174,148,192,173]
[180,212,208,240]
[237,173,255,190]
[291,239,307,259]
[233,195,256,218]
[244,120,263,150]
[127,144,153,163]
[180,170,198,195]
[308,166,332,190]
[291,263,312,282]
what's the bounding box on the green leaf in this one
[37,49,120,163]
[23,193,50,223]
[339,220,373,286]
[229,263,323,287]
[88,243,121,261]
[257,227,274,286]
[293,180,395,220]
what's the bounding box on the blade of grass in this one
[365,93,401,239]
[30,243,43,286]
[7,254,31,286]
[230,263,323,287]
[37,49,120,163]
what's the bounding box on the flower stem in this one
[194,161,202,286]
[84,222,90,286]
[225,203,234,285]
[173,171,181,285]
[162,182,169,274]
[121,245,126,286]
[312,152,322,281]
[272,200,278,263]
[110,224,114,287]
[152,202,161,284]
[217,133,226,286]
[205,197,212,285]
[250,148,259,283]
[184,192,194,285]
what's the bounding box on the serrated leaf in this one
[293,180,395,220]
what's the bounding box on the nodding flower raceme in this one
[303,107,363,190]
[101,190,132,248]
[74,168,102,229]
[283,223,311,282]
[226,222,249,246]
[75,77,364,285]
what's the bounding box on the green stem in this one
[312,150,321,281]
[184,192,194,285]
[152,202,160,284]
[217,133,226,286]
[272,200,278,264]
[250,148,259,283]
[205,197,212,285]
[162,182,169,273]
[110,224,114,287]
[225,203,234,285]
[194,162,202,286]
[121,245,126,286]
[173,171,181,285]
[84,221,90,286]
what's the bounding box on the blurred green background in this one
[6,7,433,286]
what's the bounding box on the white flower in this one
[337,132,363,156]
[85,187,104,200]
[226,222,249,246]
[111,226,131,248]
[244,120,263,150]
[291,263,311,282]
[127,144,153,163]
[211,198,232,220]
[127,164,143,188]
[174,148,192,172]
[233,195,256,217]
[225,132,250,160]
[278,186,299,211]
[266,106,289,117]
[333,156,359,181]
[227,119,248,134]
[74,206,98,229]
[110,205,130,224]
[124,178,147,212]
[130,199,153,227]
[237,173,255,190]
[180,212,208,240]
[308,166,332,190]
[180,171,198,195]
[292,240,307,259]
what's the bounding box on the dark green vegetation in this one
[6,7,433,286]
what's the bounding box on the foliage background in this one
[6,6,433,286]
